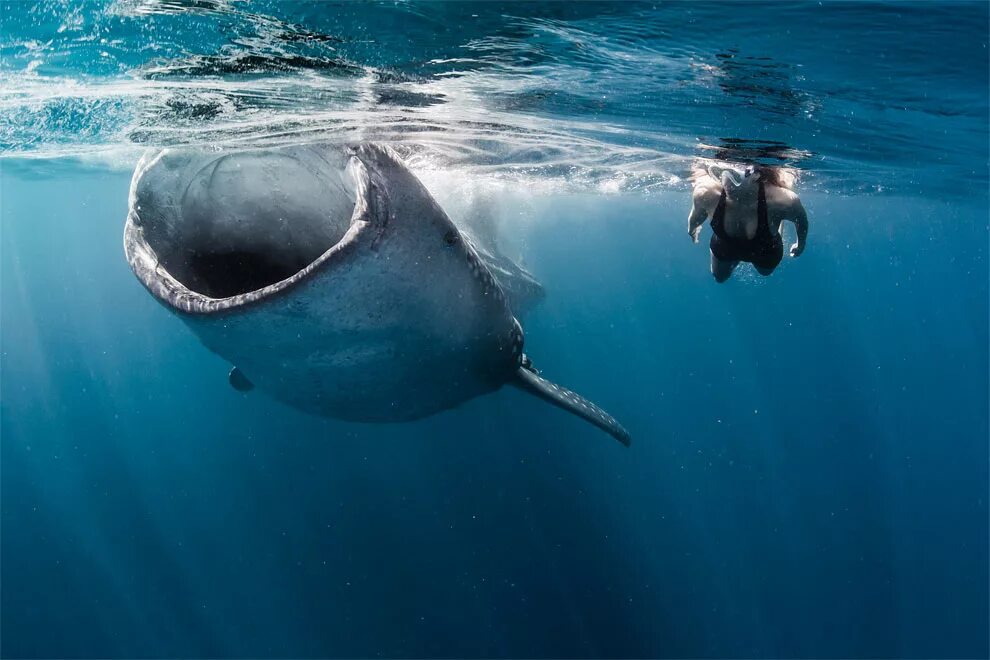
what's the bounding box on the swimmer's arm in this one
[786,198,808,257]
[688,187,718,243]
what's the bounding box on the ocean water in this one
[1,2,987,658]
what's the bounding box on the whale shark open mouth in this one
[125,146,361,310]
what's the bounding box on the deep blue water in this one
[2,2,988,658]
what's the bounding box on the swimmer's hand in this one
[688,188,715,244]
[790,242,804,258]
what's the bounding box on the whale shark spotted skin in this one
[124,143,629,444]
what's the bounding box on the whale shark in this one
[124,143,629,444]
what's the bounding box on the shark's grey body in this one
[124,143,629,444]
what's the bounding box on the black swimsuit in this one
[709,181,783,273]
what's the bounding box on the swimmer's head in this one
[709,163,761,199]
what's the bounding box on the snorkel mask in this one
[708,163,759,197]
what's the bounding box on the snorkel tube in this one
[709,163,742,188]
[708,163,758,198]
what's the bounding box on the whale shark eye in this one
[443,230,459,246]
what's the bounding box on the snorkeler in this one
[687,163,808,282]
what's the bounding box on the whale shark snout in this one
[125,143,630,444]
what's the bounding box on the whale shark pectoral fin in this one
[510,362,631,446]
[228,367,254,392]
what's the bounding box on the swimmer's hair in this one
[757,165,797,190]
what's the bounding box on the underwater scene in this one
[1,1,987,658]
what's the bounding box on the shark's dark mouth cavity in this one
[182,248,314,299]
[132,148,357,300]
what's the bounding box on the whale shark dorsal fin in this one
[228,367,254,392]
[510,358,630,446]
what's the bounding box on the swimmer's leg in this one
[754,265,776,277]
[710,253,738,283]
